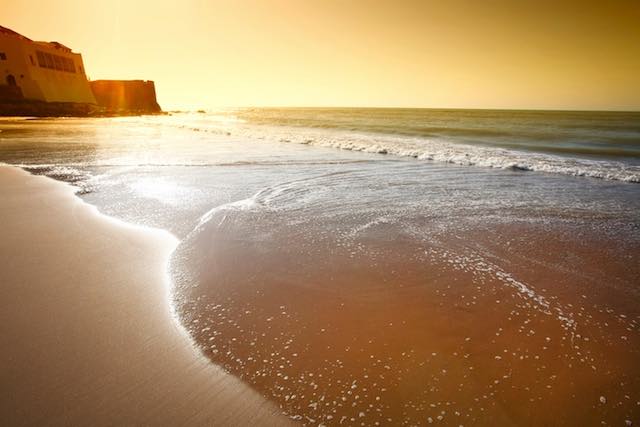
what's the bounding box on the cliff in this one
[90,80,162,114]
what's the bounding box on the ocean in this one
[1,108,639,425]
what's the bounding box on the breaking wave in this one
[259,127,640,183]
[142,111,640,183]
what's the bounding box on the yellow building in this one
[0,25,96,104]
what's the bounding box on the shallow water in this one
[1,109,639,425]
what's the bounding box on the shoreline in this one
[1,112,638,425]
[0,165,290,426]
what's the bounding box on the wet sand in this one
[0,166,290,426]
[172,204,640,426]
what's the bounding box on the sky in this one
[3,0,640,110]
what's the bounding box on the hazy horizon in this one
[4,0,640,111]
[172,105,640,113]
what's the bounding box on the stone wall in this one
[90,80,161,113]
[0,100,98,117]
[0,84,24,101]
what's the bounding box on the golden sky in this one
[4,0,639,110]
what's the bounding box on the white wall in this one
[0,33,96,104]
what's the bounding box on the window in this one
[37,51,46,67]
[35,50,76,73]
[0,52,6,60]
[44,53,55,69]
[29,55,35,65]
[63,57,75,73]
[53,55,64,71]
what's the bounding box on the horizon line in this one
[173,105,640,114]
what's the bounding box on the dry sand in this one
[0,166,290,426]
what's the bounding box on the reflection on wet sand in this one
[172,206,640,426]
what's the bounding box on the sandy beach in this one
[0,111,638,426]
[0,165,289,426]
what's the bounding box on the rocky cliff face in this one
[90,80,161,114]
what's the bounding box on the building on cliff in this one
[1,25,162,115]
[0,25,96,104]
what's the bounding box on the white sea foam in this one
[426,247,578,334]
[145,114,640,183]
[195,196,258,230]
[256,127,640,183]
